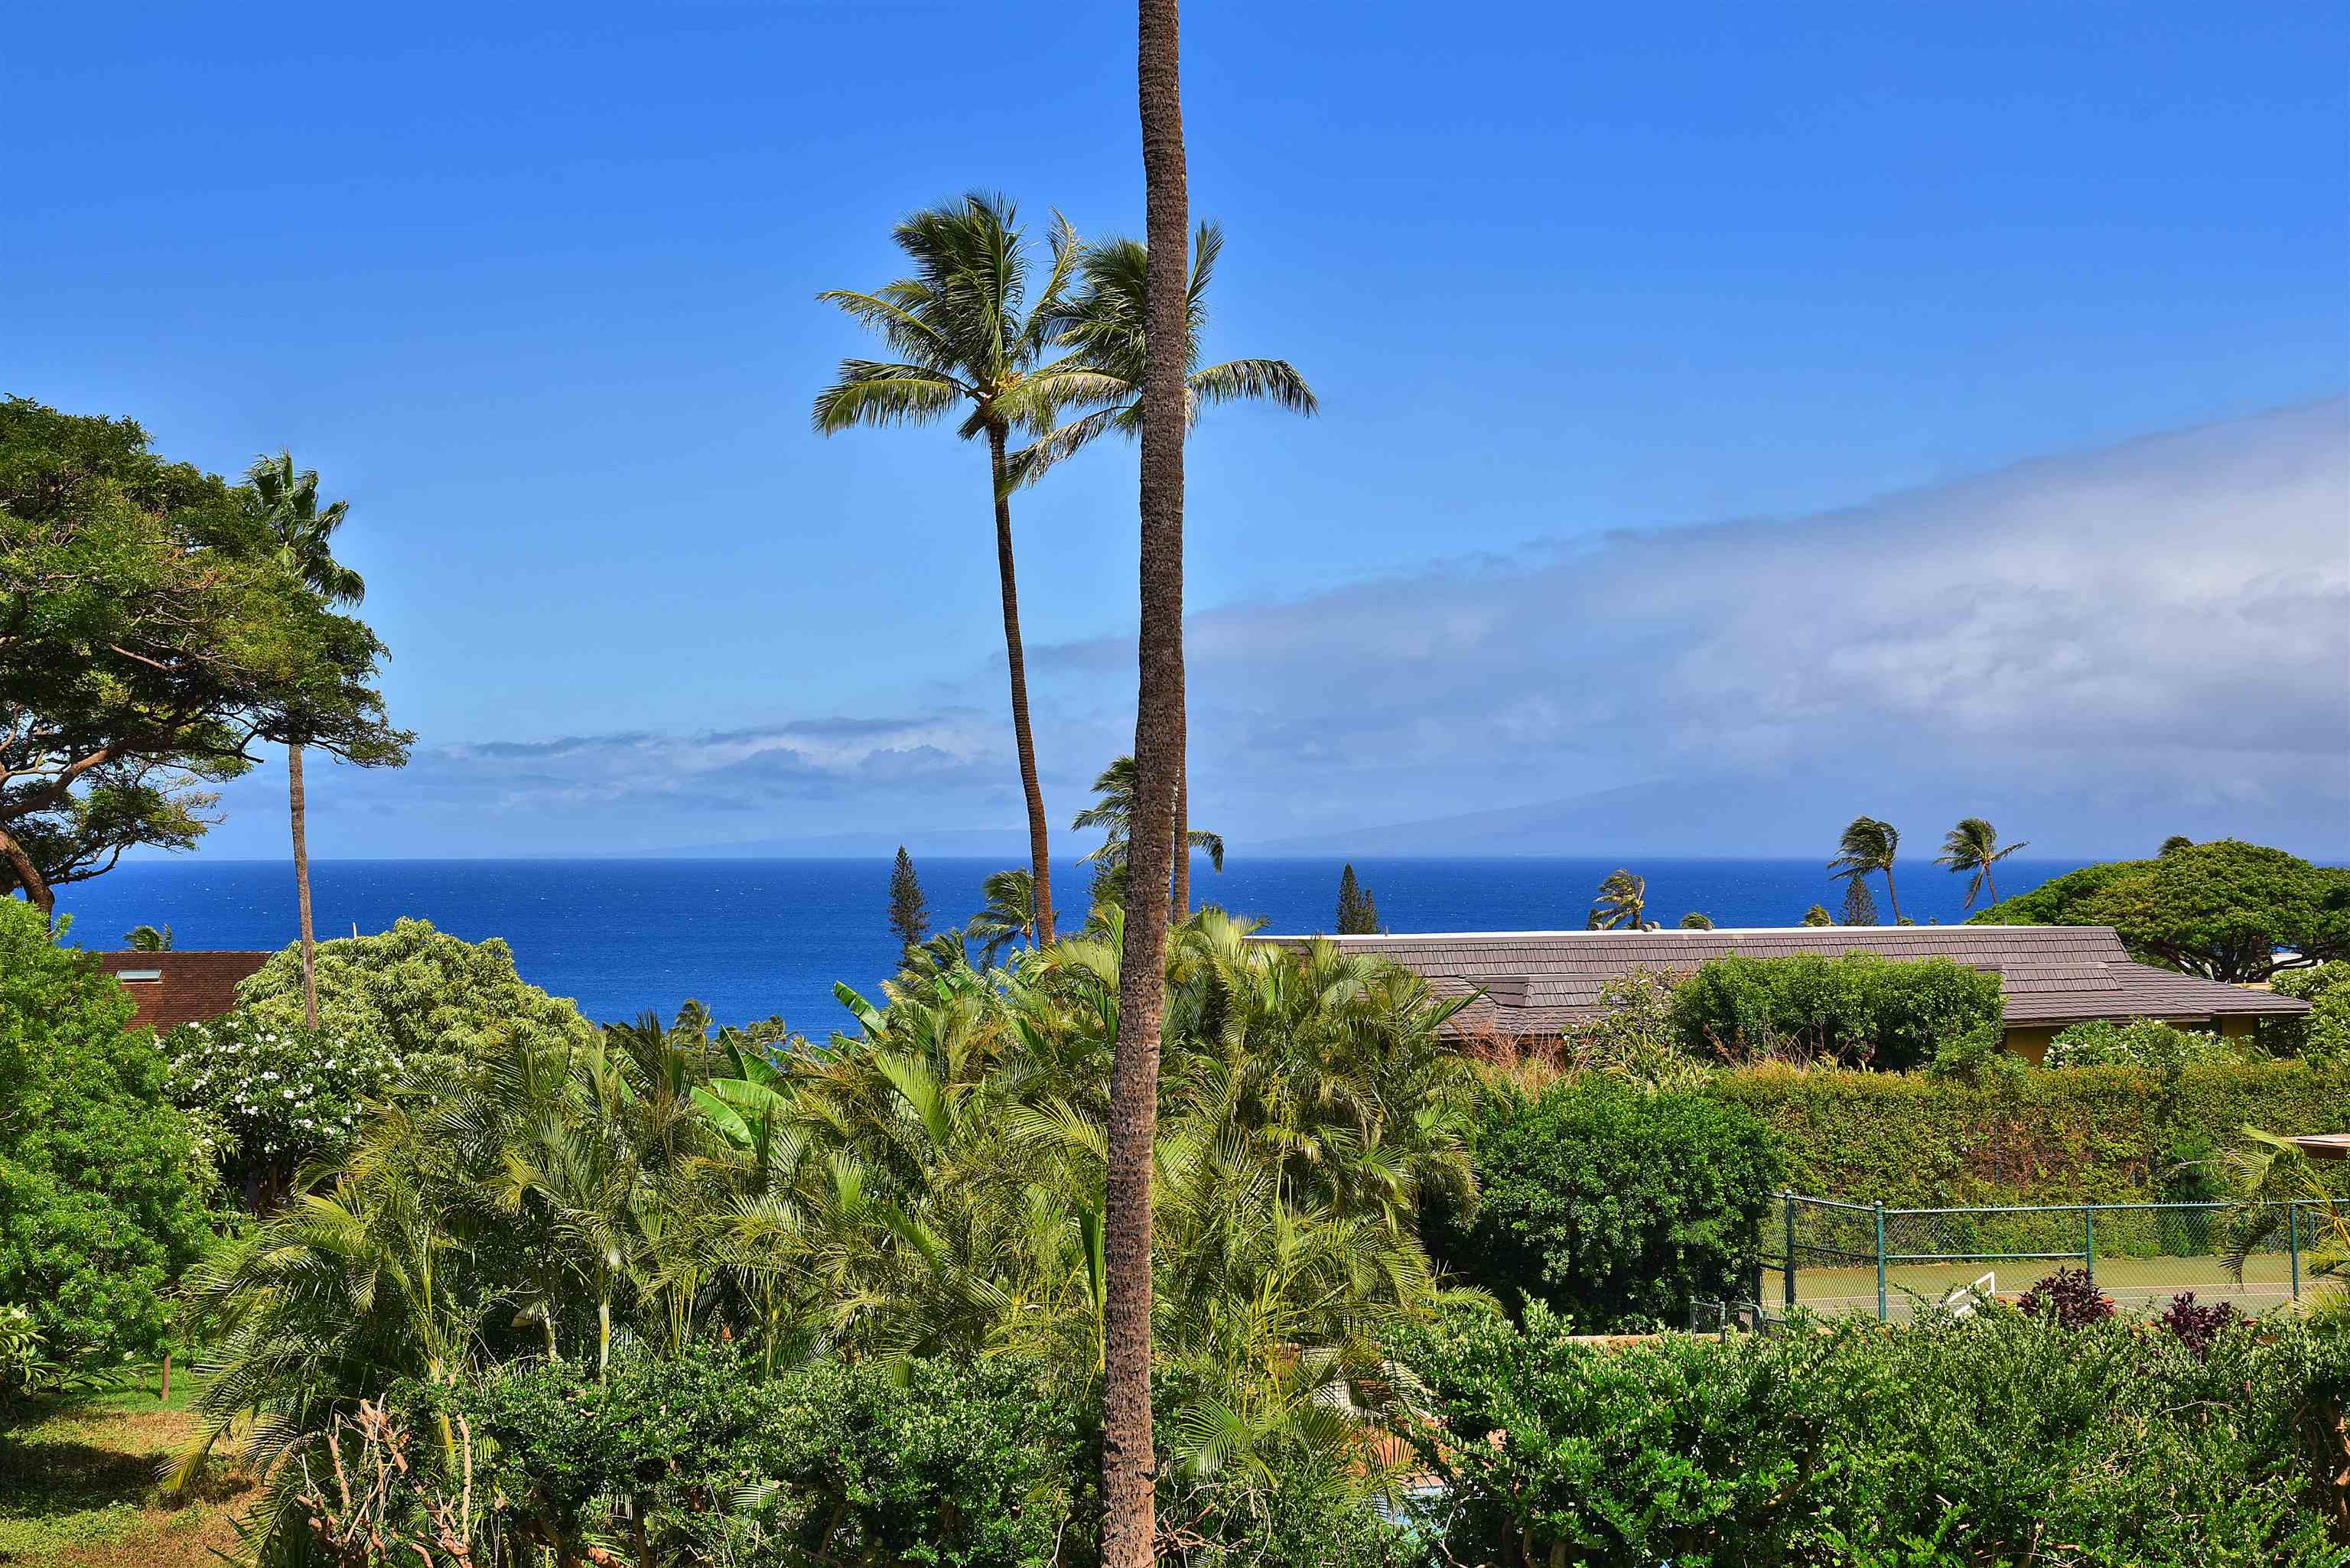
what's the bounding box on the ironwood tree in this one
[1336,863,1381,934]
[0,398,408,913]
[887,845,929,954]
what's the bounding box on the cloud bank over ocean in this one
[198,401,2349,860]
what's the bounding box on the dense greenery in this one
[229,917,594,1062]
[1667,952,2004,1071]
[1971,838,2350,981]
[2043,1016,2241,1071]
[2274,960,2350,1062]
[163,1013,401,1202]
[0,397,408,910]
[1433,1078,1782,1330]
[1401,1301,2350,1566]
[1711,1058,2350,1206]
[0,900,208,1365]
[178,911,1476,1560]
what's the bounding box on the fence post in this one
[2290,1200,2303,1302]
[2082,1205,2095,1287]
[1782,1193,1797,1310]
[1874,1202,1888,1322]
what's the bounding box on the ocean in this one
[51,856,2091,1034]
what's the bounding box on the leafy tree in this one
[123,922,172,951]
[1838,875,1879,927]
[247,451,369,1029]
[1668,952,2003,1072]
[1434,1079,1782,1330]
[1335,862,1381,934]
[965,867,1037,965]
[1800,903,1833,926]
[813,196,1097,947]
[887,845,929,954]
[1679,911,1714,929]
[1969,840,2350,981]
[232,916,594,1064]
[1010,223,1313,921]
[0,399,409,912]
[1935,815,2028,909]
[0,898,209,1363]
[1828,815,1902,922]
[2270,961,2350,1062]
[1590,867,1648,930]
[2160,834,2195,856]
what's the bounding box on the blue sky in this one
[11,2,2348,859]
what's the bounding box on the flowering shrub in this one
[165,1010,401,1185]
[2043,1017,2237,1072]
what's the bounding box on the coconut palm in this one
[965,867,1038,965]
[246,452,366,1030]
[1935,816,2029,909]
[813,194,1101,946]
[1072,754,1225,906]
[122,922,172,951]
[1829,815,1904,924]
[1012,224,1313,919]
[1590,869,1649,931]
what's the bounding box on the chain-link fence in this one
[1759,1192,2319,1322]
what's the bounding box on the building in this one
[1253,924,2308,1062]
[95,950,272,1032]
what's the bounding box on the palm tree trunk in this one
[1881,862,1902,924]
[0,826,53,917]
[988,428,1056,945]
[288,743,319,1029]
[1170,729,1189,919]
[1982,862,1998,908]
[1103,3,1189,1560]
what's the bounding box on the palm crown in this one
[1590,868,1648,930]
[1935,816,2028,909]
[1072,754,1224,871]
[1829,815,1904,922]
[1010,223,1317,485]
[246,451,364,605]
[965,867,1038,965]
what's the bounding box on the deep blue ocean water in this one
[52,856,2091,1033]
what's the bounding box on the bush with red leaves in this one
[2016,1267,2115,1329]
[2152,1291,2238,1360]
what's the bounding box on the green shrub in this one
[1434,1080,1782,1330]
[2044,1017,2239,1072]
[233,916,593,1070]
[0,901,210,1364]
[1710,1059,2350,1207]
[2274,961,2350,1064]
[1400,1302,2350,1567]
[163,1012,402,1200]
[1668,952,2003,1071]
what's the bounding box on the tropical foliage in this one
[179,911,1479,1561]
[1667,952,2004,1072]
[2042,1016,2240,1071]
[1073,753,1225,909]
[0,899,209,1365]
[1933,815,2026,909]
[1828,815,1902,923]
[965,866,1038,964]
[0,397,408,911]
[1969,838,2350,981]
[2273,960,2350,1062]
[1587,868,1647,931]
[164,1012,402,1200]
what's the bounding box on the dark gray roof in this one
[1251,925,2309,1036]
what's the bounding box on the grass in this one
[1789,1249,2303,1319]
[0,1370,249,1568]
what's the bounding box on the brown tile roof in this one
[1251,925,2309,1037]
[94,951,271,1032]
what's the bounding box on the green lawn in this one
[0,1371,246,1568]
[1789,1251,2303,1319]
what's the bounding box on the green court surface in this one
[1786,1251,2302,1319]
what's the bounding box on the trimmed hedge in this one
[1668,952,2004,1072]
[1710,1059,2350,1206]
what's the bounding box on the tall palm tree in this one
[1935,816,2029,909]
[1104,2,1190,1557]
[965,867,1038,966]
[1829,815,1903,924]
[1013,224,1314,917]
[247,452,366,1030]
[1072,753,1224,900]
[813,195,1098,946]
[1590,868,1648,930]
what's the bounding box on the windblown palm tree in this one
[965,867,1038,965]
[1829,816,1903,924]
[1072,754,1224,910]
[247,452,366,1030]
[813,194,1100,945]
[1935,816,2029,909]
[1590,869,1649,930]
[1013,224,1313,917]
